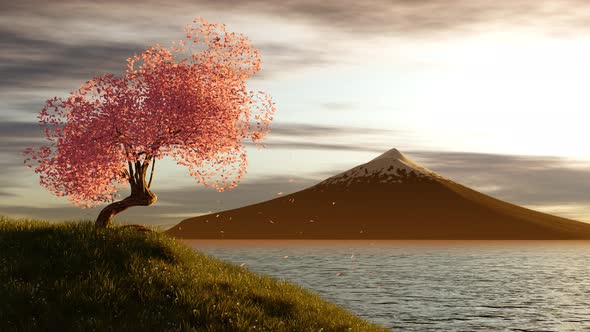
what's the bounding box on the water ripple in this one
[186,240,590,331]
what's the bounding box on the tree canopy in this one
[24,18,275,226]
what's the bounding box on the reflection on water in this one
[184,240,590,331]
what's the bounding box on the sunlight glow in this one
[403,33,590,158]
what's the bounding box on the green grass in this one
[0,217,388,331]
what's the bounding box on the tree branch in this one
[128,161,135,185]
[135,161,143,189]
[147,156,156,188]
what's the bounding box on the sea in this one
[184,240,590,331]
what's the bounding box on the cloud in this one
[259,122,408,153]
[0,29,144,104]
[4,143,590,224]
[256,42,330,72]
[0,122,43,169]
[0,120,393,151]
[6,0,588,118]
[0,122,42,140]
[227,0,590,36]
[319,102,357,111]
[268,122,394,138]
[4,118,590,218]
[4,0,588,93]
[7,0,588,38]
[2,0,589,101]
[0,175,319,227]
[252,142,384,153]
[22,0,579,37]
[0,122,44,157]
[0,12,329,116]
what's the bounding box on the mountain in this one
[166,148,590,239]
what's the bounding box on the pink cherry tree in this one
[24,18,275,228]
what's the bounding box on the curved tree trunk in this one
[95,158,157,228]
[95,190,157,228]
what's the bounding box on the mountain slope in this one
[167,149,590,239]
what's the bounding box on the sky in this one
[2,0,590,227]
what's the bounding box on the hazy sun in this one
[405,32,590,158]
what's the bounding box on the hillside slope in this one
[0,217,386,331]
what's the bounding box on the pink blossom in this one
[24,18,275,208]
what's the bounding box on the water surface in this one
[184,240,590,331]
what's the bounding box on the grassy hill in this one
[0,217,387,331]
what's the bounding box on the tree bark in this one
[95,159,157,228]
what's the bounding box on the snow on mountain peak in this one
[320,148,440,186]
[371,148,406,162]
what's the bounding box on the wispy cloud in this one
[4,148,590,224]
[256,42,330,73]
[0,30,142,91]
[2,0,590,224]
[15,0,581,36]
[5,0,588,118]
[0,122,44,158]
[231,0,590,36]
[260,122,408,153]
[319,102,357,111]
[0,122,42,140]
[268,122,394,137]
[0,175,319,227]
[252,142,383,153]
[0,5,331,118]
[6,0,580,37]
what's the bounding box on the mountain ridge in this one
[319,148,441,186]
[167,148,590,239]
